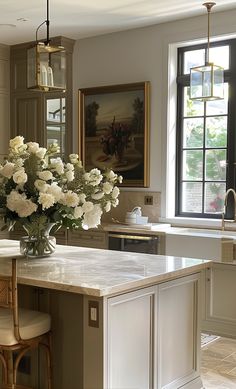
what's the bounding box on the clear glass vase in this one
[20,223,56,258]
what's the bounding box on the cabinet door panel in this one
[158,275,200,388]
[106,287,155,389]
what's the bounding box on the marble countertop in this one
[0,239,210,297]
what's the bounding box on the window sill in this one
[159,216,223,229]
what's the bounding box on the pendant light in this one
[27,0,66,91]
[190,2,224,101]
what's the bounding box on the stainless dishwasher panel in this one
[108,233,159,254]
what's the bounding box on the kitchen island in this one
[0,239,210,389]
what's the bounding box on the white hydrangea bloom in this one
[38,193,55,210]
[13,168,27,185]
[38,170,53,181]
[83,204,102,229]
[52,159,64,175]
[0,162,15,178]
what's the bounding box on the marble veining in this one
[0,239,210,297]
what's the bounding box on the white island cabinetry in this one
[106,274,201,389]
[0,240,209,389]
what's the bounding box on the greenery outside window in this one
[176,40,236,219]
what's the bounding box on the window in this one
[46,97,66,158]
[176,40,236,219]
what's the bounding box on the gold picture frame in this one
[78,81,150,187]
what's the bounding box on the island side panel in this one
[104,286,156,389]
[157,273,202,389]
[83,295,104,389]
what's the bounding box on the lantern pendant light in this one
[190,2,224,101]
[27,0,66,91]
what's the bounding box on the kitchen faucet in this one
[222,188,236,231]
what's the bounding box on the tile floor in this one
[201,336,236,388]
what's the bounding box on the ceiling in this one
[1,0,236,45]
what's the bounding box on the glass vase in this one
[20,223,56,258]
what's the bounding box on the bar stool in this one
[0,256,52,389]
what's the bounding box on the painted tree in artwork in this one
[85,101,99,136]
[131,97,144,134]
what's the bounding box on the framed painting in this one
[78,82,150,187]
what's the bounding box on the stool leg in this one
[0,351,7,384]
[40,333,53,389]
[13,347,29,385]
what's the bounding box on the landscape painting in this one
[78,82,150,187]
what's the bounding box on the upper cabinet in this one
[0,44,10,157]
[10,36,74,155]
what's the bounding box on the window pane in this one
[209,46,229,70]
[47,99,61,122]
[206,84,228,115]
[183,150,203,180]
[205,117,227,148]
[204,183,226,214]
[183,118,204,148]
[184,87,204,117]
[182,182,202,213]
[205,149,227,181]
[184,49,205,74]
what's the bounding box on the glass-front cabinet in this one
[46,97,66,158]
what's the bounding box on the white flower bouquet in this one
[0,136,122,256]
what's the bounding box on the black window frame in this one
[176,38,236,219]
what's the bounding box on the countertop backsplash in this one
[101,191,161,223]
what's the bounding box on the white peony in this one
[17,199,38,217]
[6,190,24,212]
[27,142,40,154]
[9,136,24,150]
[36,147,47,160]
[103,182,113,194]
[82,201,94,213]
[112,198,119,207]
[34,179,49,193]
[61,191,79,207]
[112,186,120,199]
[38,170,53,181]
[46,183,62,202]
[38,193,55,209]
[74,206,83,219]
[13,168,27,185]
[83,204,102,229]
[0,162,15,178]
